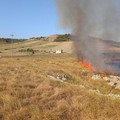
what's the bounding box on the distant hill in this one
[29,34,71,42]
[1,34,120,56]
[0,38,27,44]
[0,34,73,56]
[53,34,71,42]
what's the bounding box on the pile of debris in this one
[44,71,70,82]
[48,74,68,81]
[103,75,120,89]
[39,49,64,54]
[92,74,120,90]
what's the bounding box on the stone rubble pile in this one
[104,75,120,89]
[92,74,101,80]
[47,72,69,82]
[92,74,120,90]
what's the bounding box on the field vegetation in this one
[0,38,27,44]
[0,54,120,120]
[54,34,71,42]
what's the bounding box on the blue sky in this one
[0,0,66,38]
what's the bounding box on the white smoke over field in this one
[55,0,120,74]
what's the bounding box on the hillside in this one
[0,55,120,120]
[0,38,26,44]
[0,35,120,119]
[1,35,120,57]
[0,34,73,56]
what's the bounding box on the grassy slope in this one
[1,35,120,56]
[0,54,120,120]
[0,37,73,56]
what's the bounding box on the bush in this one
[54,34,71,42]
[19,48,39,54]
[0,38,27,44]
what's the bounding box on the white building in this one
[55,50,63,54]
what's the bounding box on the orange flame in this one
[80,61,95,71]
[80,61,117,75]
[79,61,106,75]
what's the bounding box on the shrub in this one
[54,34,71,42]
[19,48,39,54]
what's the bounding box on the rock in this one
[115,83,120,90]
[108,81,117,87]
[79,85,85,88]
[48,75,56,80]
[48,74,69,81]
[61,77,67,81]
[103,77,110,82]
[107,94,120,98]
[109,75,120,81]
[92,74,101,80]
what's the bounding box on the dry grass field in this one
[0,35,72,57]
[0,54,120,120]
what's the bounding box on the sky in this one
[0,0,66,38]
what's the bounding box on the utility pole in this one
[11,34,14,57]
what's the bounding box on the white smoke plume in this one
[55,0,120,74]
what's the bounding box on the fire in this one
[79,61,106,75]
[79,60,117,75]
[80,61,95,71]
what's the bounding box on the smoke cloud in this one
[55,0,120,74]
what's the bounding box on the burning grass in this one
[0,54,120,120]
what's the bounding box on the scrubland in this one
[0,54,120,120]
